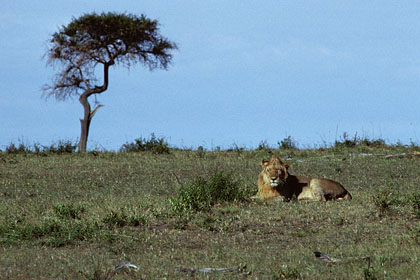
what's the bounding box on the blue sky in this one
[2,1,420,150]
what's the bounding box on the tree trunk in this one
[77,62,112,152]
[78,93,104,152]
[78,94,91,153]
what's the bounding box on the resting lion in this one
[251,154,352,201]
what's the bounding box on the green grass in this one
[1,147,420,279]
[169,170,249,212]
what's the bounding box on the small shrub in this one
[120,133,170,154]
[102,210,128,228]
[41,220,98,247]
[411,194,420,217]
[79,266,115,280]
[359,137,386,148]
[335,132,386,149]
[373,188,397,215]
[45,140,77,154]
[335,132,357,148]
[257,140,271,151]
[197,146,205,158]
[0,218,98,247]
[227,144,245,154]
[363,259,378,280]
[169,170,245,213]
[273,265,302,279]
[53,203,86,220]
[127,214,146,227]
[3,140,77,155]
[102,209,145,228]
[278,136,297,150]
[5,142,29,154]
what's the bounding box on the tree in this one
[44,12,177,152]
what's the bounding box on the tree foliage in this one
[44,12,176,99]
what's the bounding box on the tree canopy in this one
[44,12,176,100]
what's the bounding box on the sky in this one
[2,1,420,151]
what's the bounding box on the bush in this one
[373,188,398,215]
[53,203,86,220]
[169,170,246,213]
[334,132,357,148]
[120,133,170,154]
[335,132,386,149]
[273,266,302,279]
[278,136,297,150]
[0,218,98,247]
[5,142,29,154]
[102,209,146,228]
[44,140,77,154]
[3,140,77,155]
[257,140,274,151]
[226,144,245,154]
[411,194,420,217]
[359,137,386,147]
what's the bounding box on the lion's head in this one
[260,155,290,187]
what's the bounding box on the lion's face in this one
[261,156,290,187]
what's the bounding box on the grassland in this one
[1,145,420,279]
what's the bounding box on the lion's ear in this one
[283,162,290,170]
[261,160,269,168]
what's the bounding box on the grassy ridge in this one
[1,147,420,279]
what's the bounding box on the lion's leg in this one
[251,186,284,201]
[272,195,287,202]
[297,186,315,201]
[336,192,352,201]
[251,194,286,201]
[309,179,326,202]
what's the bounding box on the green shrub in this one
[5,142,29,154]
[411,194,420,217]
[102,209,146,228]
[169,170,245,213]
[0,218,98,247]
[273,265,302,279]
[120,133,170,154]
[373,188,398,215]
[53,203,86,220]
[359,137,386,147]
[40,220,98,247]
[196,146,205,158]
[226,144,245,154]
[257,140,271,151]
[3,140,77,155]
[44,140,77,154]
[334,132,357,148]
[335,132,386,149]
[278,136,297,150]
[363,259,378,280]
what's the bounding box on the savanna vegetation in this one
[1,135,420,279]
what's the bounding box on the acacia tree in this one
[44,12,177,152]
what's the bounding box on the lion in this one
[251,154,352,201]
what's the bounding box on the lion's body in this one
[251,155,352,202]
